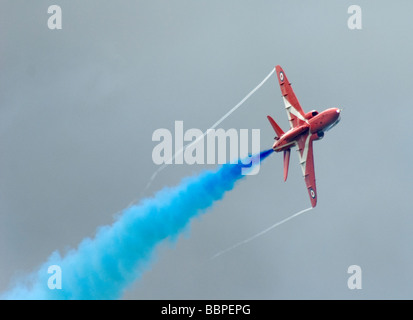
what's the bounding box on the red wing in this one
[295,133,317,207]
[275,65,308,129]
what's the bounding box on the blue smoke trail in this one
[2,149,273,300]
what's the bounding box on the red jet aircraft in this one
[267,65,341,207]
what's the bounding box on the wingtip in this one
[311,198,317,208]
[275,65,286,84]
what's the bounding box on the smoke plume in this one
[2,149,273,299]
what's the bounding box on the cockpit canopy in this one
[305,110,318,120]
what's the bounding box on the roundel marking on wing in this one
[309,188,316,199]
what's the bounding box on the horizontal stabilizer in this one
[267,115,284,138]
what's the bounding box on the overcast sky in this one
[1,1,413,299]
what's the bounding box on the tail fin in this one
[283,149,290,181]
[267,115,290,181]
[267,115,284,139]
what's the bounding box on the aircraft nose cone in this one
[335,108,341,123]
[334,108,341,120]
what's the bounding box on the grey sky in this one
[1,1,413,299]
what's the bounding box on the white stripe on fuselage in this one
[282,97,309,128]
[296,133,311,177]
[274,141,295,151]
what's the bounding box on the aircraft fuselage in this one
[272,108,341,152]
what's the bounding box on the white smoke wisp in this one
[139,68,276,198]
[211,207,313,260]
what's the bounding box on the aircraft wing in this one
[275,65,308,129]
[295,132,317,207]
